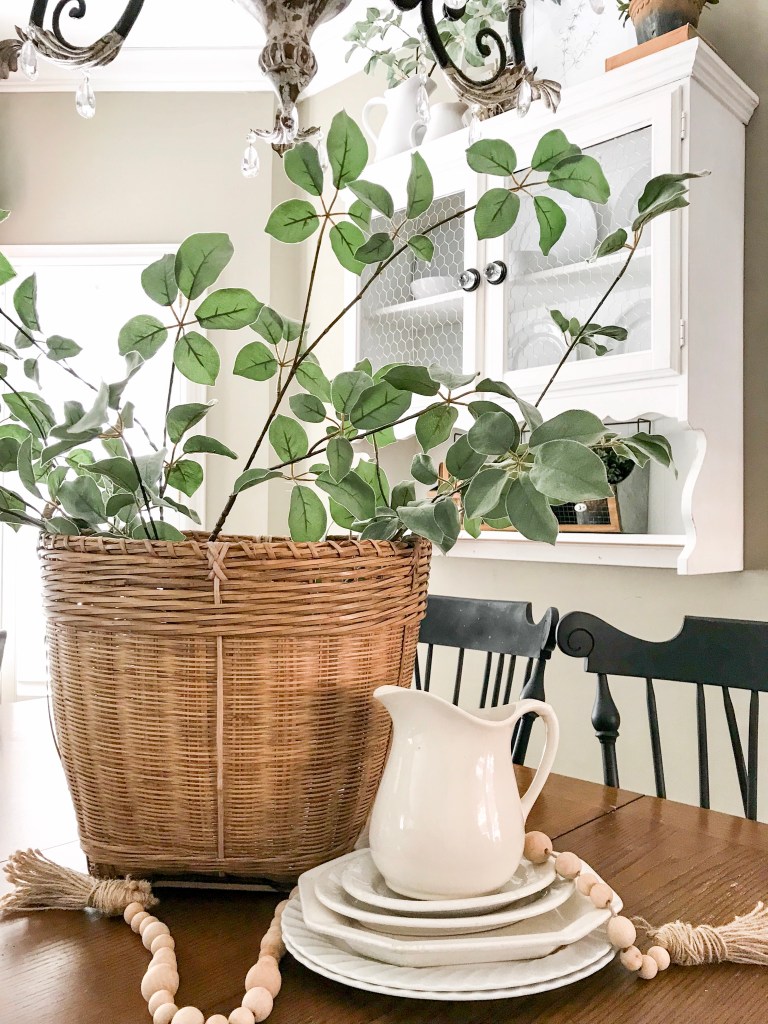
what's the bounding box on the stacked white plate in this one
[282,849,621,1000]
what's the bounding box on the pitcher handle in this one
[362,96,386,144]
[513,699,560,821]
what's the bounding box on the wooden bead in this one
[554,852,582,879]
[123,901,145,925]
[151,949,177,969]
[131,910,151,933]
[171,1010,204,1024]
[274,900,289,917]
[229,1010,256,1024]
[576,872,600,896]
[143,922,172,949]
[648,945,671,971]
[141,965,180,1001]
[139,915,159,935]
[242,987,274,1022]
[523,831,552,865]
[606,915,637,950]
[619,946,643,972]
[639,954,659,980]
[259,932,285,958]
[205,1017,229,1024]
[245,960,281,998]
[589,882,614,910]
[148,990,176,1015]
[154,1007,178,1024]
[289,886,299,899]
[151,935,176,953]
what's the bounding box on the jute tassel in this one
[636,902,768,967]
[1,849,157,916]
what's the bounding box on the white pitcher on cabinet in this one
[369,685,560,900]
[362,77,436,161]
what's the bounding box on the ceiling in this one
[0,0,372,93]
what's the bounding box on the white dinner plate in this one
[299,858,621,967]
[340,848,556,916]
[314,856,575,936]
[283,897,616,998]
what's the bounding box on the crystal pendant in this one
[241,132,260,179]
[467,107,482,145]
[517,78,533,119]
[76,73,96,119]
[20,40,38,80]
[316,131,329,174]
[416,74,431,127]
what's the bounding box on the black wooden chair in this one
[557,611,768,820]
[415,596,558,765]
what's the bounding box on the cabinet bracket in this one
[679,318,687,347]
[681,110,687,141]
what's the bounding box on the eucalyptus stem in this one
[123,434,159,541]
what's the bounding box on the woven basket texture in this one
[39,533,431,884]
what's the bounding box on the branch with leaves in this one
[0,115,700,550]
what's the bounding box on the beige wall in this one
[0,90,276,536]
[295,22,768,820]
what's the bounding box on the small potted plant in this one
[617,0,719,44]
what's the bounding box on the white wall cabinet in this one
[343,40,757,575]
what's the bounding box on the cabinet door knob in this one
[459,268,481,292]
[484,261,507,285]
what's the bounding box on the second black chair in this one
[416,595,559,765]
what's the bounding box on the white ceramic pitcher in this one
[362,77,436,161]
[369,685,560,900]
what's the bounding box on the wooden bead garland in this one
[123,887,296,1022]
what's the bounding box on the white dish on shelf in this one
[340,848,555,915]
[507,316,568,371]
[411,275,457,300]
[508,192,598,270]
[298,857,620,967]
[283,897,616,998]
[314,857,574,936]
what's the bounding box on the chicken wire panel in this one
[505,126,653,373]
[358,192,466,372]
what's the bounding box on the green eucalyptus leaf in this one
[17,434,42,498]
[266,199,320,243]
[132,521,186,541]
[183,434,237,459]
[331,370,374,415]
[529,410,607,448]
[328,436,354,482]
[0,253,15,288]
[348,199,372,232]
[350,381,410,430]
[284,142,325,196]
[107,353,144,410]
[406,151,434,219]
[14,329,34,351]
[327,110,368,189]
[592,228,628,260]
[166,401,215,445]
[637,171,707,214]
[466,139,517,176]
[474,189,520,240]
[330,222,365,275]
[433,496,461,551]
[316,471,375,520]
[13,275,41,331]
[534,196,566,256]
[289,485,327,541]
[175,233,234,300]
[355,458,389,508]
[624,432,673,469]
[505,475,559,544]
[57,476,106,525]
[531,129,581,172]
[0,435,21,472]
[141,253,178,306]
[85,457,140,491]
[5,391,56,439]
[329,497,355,530]
[289,393,326,423]
[428,366,476,389]
[251,306,284,346]
[118,315,168,360]
[468,400,519,435]
[23,358,39,385]
[296,355,331,402]
[360,517,399,541]
[474,379,542,430]
[174,331,220,386]
[407,235,434,263]
[269,414,308,463]
[234,468,282,493]
[195,288,262,330]
[411,452,439,485]
[391,480,415,508]
[395,502,442,547]
[463,467,508,519]
[46,335,82,361]
[355,232,395,264]
[445,434,486,479]
[106,491,135,518]
[234,341,278,382]
[548,155,610,204]
[530,439,612,502]
[167,459,204,497]
[632,193,690,232]
[415,404,458,451]
[133,449,166,491]
[467,411,519,456]
[348,180,394,219]
[383,364,440,397]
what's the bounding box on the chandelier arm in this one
[390,0,508,88]
[27,0,147,67]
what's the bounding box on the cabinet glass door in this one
[356,191,467,373]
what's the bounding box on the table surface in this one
[1,700,767,1023]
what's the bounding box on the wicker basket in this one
[39,533,431,884]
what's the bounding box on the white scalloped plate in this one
[283,898,616,998]
[299,858,621,967]
[340,848,556,915]
[315,856,575,936]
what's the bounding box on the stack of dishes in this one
[282,849,621,1000]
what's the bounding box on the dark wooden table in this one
[2,701,766,1023]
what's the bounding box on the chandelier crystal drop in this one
[76,73,96,119]
[241,131,260,179]
[19,39,38,80]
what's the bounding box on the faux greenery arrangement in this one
[0,111,699,551]
[344,2,508,85]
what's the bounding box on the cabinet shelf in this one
[370,290,463,322]
[451,531,687,570]
[507,247,651,289]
